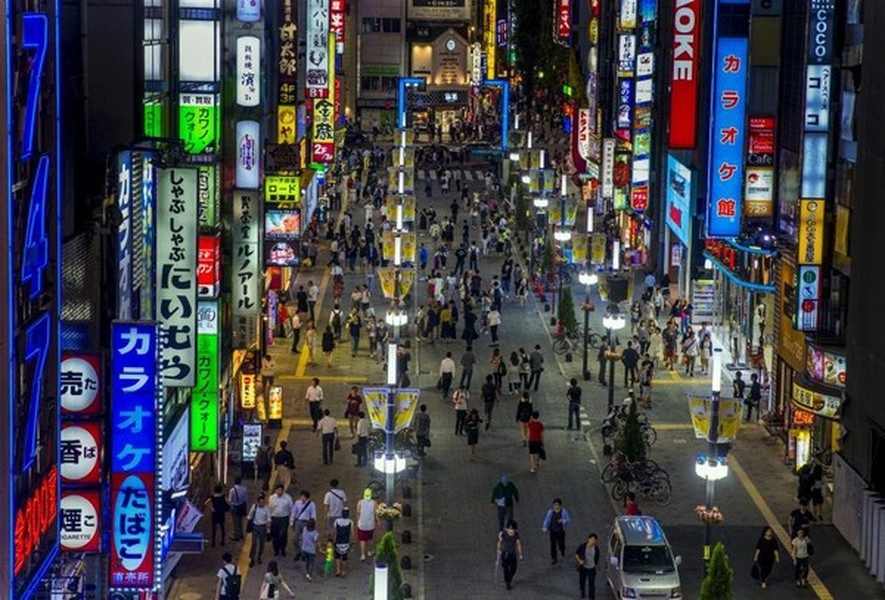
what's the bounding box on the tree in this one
[616,397,647,463]
[700,542,734,600]
[514,194,531,236]
[558,285,578,334]
[541,242,555,288]
[374,531,404,600]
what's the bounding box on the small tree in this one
[616,398,647,462]
[375,531,403,600]
[558,286,579,334]
[541,242,555,283]
[514,194,530,239]
[700,542,734,600]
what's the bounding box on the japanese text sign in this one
[111,322,158,474]
[232,191,261,348]
[707,36,748,238]
[798,199,824,264]
[157,168,198,387]
[61,490,101,553]
[197,164,219,227]
[61,353,102,415]
[191,302,219,452]
[179,93,219,155]
[330,0,345,51]
[669,0,701,149]
[236,36,261,107]
[305,0,330,98]
[198,234,221,299]
[110,473,155,588]
[236,120,261,190]
[61,422,102,484]
[278,0,298,102]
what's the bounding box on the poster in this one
[687,397,742,443]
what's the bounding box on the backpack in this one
[331,311,342,329]
[223,565,241,598]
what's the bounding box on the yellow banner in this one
[483,0,496,80]
[256,393,267,421]
[391,147,415,169]
[377,268,416,300]
[687,397,743,443]
[572,236,588,264]
[549,198,578,226]
[364,388,389,430]
[382,232,417,263]
[277,105,297,144]
[798,199,824,265]
[240,373,257,409]
[590,234,607,265]
[385,195,417,222]
[268,385,283,420]
[362,388,422,432]
[395,389,421,432]
[388,167,415,193]
[529,149,542,170]
[528,169,540,194]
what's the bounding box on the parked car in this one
[606,516,683,599]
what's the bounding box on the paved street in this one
[166,152,884,599]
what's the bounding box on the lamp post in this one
[531,195,549,288]
[551,182,571,325]
[378,308,408,532]
[579,270,599,380]
[602,304,626,412]
[698,348,728,573]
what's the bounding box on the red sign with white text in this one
[558,0,571,41]
[330,0,345,46]
[198,234,221,298]
[669,0,701,148]
[632,185,649,212]
[61,490,102,553]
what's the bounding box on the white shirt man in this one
[268,489,294,518]
[324,481,348,534]
[318,413,338,435]
[439,355,456,376]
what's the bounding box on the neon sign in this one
[14,466,58,575]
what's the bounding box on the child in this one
[323,538,335,577]
[301,518,319,581]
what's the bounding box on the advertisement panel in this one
[617,34,636,75]
[744,167,774,217]
[556,0,571,42]
[60,353,102,415]
[806,342,846,388]
[666,155,693,246]
[620,0,637,28]
[792,382,840,418]
[243,423,263,462]
[110,322,158,589]
[236,120,261,189]
[237,0,260,22]
[407,0,470,20]
[601,138,616,199]
[616,79,633,132]
[197,164,219,227]
[191,302,219,452]
[804,64,831,133]
[61,423,102,484]
[747,116,775,160]
[484,0,497,78]
[798,199,824,264]
[236,36,260,107]
[265,175,301,203]
[707,36,748,238]
[305,0,330,98]
[265,206,302,239]
[61,490,101,553]
[240,373,258,409]
[117,152,134,320]
[163,407,191,492]
[157,167,198,387]
[198,234,221,299]
[795,265,821,331]
[669,0,701,148]
[179,93,219,155]
[801,132,827,199]
[778,261,806,371]
[232,191,261,348]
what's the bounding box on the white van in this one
[606,516,683,599]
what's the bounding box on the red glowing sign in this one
[330,0,345,45]
[558,0,571,41]
[198,234,221,298]
[669,0,701,148]
[632,186,649,212]
[14,466,58,575]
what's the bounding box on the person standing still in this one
[415,404,432,457]
[746,372,762,422]
[542,498,571,564]
[268,485,294,557]
[316,409,339,465]
[621,341,640,387]
[307,280,319,322]
[528,345,544,391]
[256,436,274,492]
[227,477,248,541]
[566,378,583,430]
[491,475,520,532]
[247,494,271,567]
[453,387,469,435]
[290,313,302,353]
[496,520,524,591]
[274,441,295,492]
[575,533,600,599]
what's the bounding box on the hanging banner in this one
[243,423,263,462]
[377,268,417,300]
[110,322,159,590]
[60,353,102,415]
[687,396,743,442]
[395,389,421,432]
[548,200,578,226]
[157,167,198,387]
[362,388,422,431]
[388,167,415,194]
[305,0,330,98]
[385,195,417,222]
[61,490,102,553]
[236,36,260,107]
[572,236,588,264]
[590,234,607,265]
[232,190,261,348]
[191,302,219,452]
[382,232,418,263]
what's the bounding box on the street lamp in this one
[532,196,549,209]
[579,270,599,380]
[698,348,728,572]
[602,303,626,412]
[376,320,409,532]
[553,227,572,242]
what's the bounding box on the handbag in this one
[334,438,342,451]
[539,445,547,461]
[750,561,760,580]
[436,377,443,390]
[351,442,359,455]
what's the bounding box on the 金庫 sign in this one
[232,191,261,348]
[191,302,219,452]
[236,36,260,107]
[798,199,824,264]
[707,36,748,238]
[61,353,102,415]
[157,168,198,387]
[305,0,330,98]
[669,0,701,149]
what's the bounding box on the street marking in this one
[729,455,834,600]
[653,423,694,431]
[294,267,330,377]
[463,170,473,181]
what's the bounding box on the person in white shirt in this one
[290,490,317,561]
[247,494,271,566]
[305,378,324,432]
[268,485,294,557]
[227,477,248,541]
[316,409,340,465]
[453,387,469,435]
[355,411,371,466]
[215,552,239,600]
[356,488,378,561]
[307,281,319,322]
[487,307,502,345]
[324,479,348,535]
[439,352,456,398]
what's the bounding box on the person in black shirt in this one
[482,374,499,430]
[733,370,746,399]
[745,372,762,422]
[567,378,583,430]
[620,341,640,387]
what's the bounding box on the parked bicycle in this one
[552,328,603,355]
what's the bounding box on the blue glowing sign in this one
[22,313,51,473]
[706,36,748,238]
[111,323,158,473]
[117,152,133,320]
[666,155,693,246]
[21,155,49,300]
[20,13,48,160]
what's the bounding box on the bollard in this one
[401,583,413,598]
[401,530,412,544]
[402,503,412,517]
[401,555,412,570]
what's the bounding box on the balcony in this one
[797,298,847,345]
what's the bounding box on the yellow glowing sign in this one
[240,373,257,409]
[798,199,824,265]
[268,385,283,420]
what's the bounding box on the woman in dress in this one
[344,387,362,438]
[753,526,780,589]
[356,489,378,561]
[515,392,534,446]
[507,351,522,395]
[304,321,317,365]
[464,408,483,460]
[259,561,295,599]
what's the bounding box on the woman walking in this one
[791,528,813,588]
[465,408,483,460]
[753,526,781,589]
[301,519,320,581]
[356,489,377,561]
[681,328,698,377]
[515,392,533,446]
[507,351,522,395]
[205,484,230,547]
[527,411,544,474]
[259,561,295,599]
[496,520,524,591]
[490,348,505,390]
[344,387,362,438]
[333,508,355,577]
[322,325,336,367]
[305,321,317,365]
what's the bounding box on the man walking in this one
[274,441,295,492]
[290,490,317,561]
[567,378,583,430]
[453,386,469,435]
[316,409,339,465]
[621,341,640,387]
[439,351,456,398]
[597,343,609,386]
[227,477,248,541]
[575,533,600,599]
[415,404,432,457]
[246,494,270,567]
[481,374,499,430]
[491,475,520,532]
[215,552,241,600]
[542,498,571,564]
[268,484,294,557]
[323,479,347,535]
[459,346,476,389]
[528,345,544,392]
[305,377,324,432]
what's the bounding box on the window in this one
[360,76,381,92]
[361,17,400,34]
[380,77,398,92]
[382,18,401,33]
